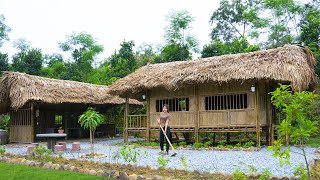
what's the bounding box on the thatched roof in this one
[109,45,318,98]
[0,71,141,110]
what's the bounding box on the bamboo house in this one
[108,45,318,146]
[0,72,141,143]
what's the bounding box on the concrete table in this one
[36,133,67,150]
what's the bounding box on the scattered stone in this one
[34,162,43,167]
[89,169,97,176]
[118,172,129,180]
[110,170,120,178]
[137,175,146,180]
[102,171,110,177]
[73,167,80,172]
[280,177,289,180]
[43,162,53,169]
[25,160,34,166]
[27,145,36,155]
[69,166,75,171]
[97,170,104,176]
[271,177,280,180]
[152,175,163,180]
[20,158,26,164]
[129,174,138,180]
[63,164,70,170]
[145,178,152,180]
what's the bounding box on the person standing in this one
[157,104,171,155]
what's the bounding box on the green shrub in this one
[178,141,187,147]
[192,142,204,148]
[232,168,247,180]
[218,140,226,146]
[172,143,178,147]
[180,155,188,171]
[248,165,257,175]
[144,142,159,147]
[157,155,170,169]
[120,145,141,164]
[235,143,242,148]
[243,141,255,148]
[259,168,272,180]
[0,114,10,131]
[293,164,307,180]
[226,145,233,149]
[32,144,52,161]
[0,147,5,154]
[204,141,213,147]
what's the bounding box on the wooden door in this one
[9,109,34,143]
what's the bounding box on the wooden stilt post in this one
[146,92,150,142]
[265,82,272,146]
[227,132,230,144]
[194,86,199,143]
[124,97,129,143]
[255,83,261,147]
[31,103,35,143]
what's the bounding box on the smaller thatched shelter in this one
[108,45,318,145]
[0,71,141,143]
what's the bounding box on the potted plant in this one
[58,127,64,134]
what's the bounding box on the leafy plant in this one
[181,155,188,172]
[259,168,272,180]
[78,107,105,156]
[293,163,308,180]
[119,145,141,164]
[248,165,257,176]
[192,142,203,148]
[226,145,233,149]
[32,144,52,161]
[218,140,226,146]
[0,146,5,154]
[243,141,255,148]
[0,114,10,131]
[157,155,170,169]
[232,168,247,180]
[204,141,213,147]
[112,151,121,164]
[235,143,242,148]
[269,84,319,179]
[178,141,187,147]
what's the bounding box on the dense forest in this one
[0,0,319,85]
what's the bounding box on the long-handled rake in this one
[159,125,177,157]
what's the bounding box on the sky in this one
[0,0,220,62]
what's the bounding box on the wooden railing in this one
[128,115,147,129]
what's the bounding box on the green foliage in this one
[218,140,226,147]
[78,107,105,156]
[243,141,255,148]
[267,140,291,166]
[226,145,233,149]
[157,155,170,169]
[248,165,257,175]
[144,142,159,147]
[232,168,247,180]
[119,145,141,164]
[32,144,52,161]
[178,141,187,147]
[181,155,188,171]
[293,163,308,180]
[0,52,9,72]
[0,15,11,47]
[12,47,43,76]
[235,143,242,148]
[259,168,272,180]
[192,142,204,148]
[0,146,5,154]
[0,114,10,131]
[204,141,213,147]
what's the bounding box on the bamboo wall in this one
[148,82,269,130]
[9,106,34,143]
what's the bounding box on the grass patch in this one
[0,162,108,180]
[306,136,320,147]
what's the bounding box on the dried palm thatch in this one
[0,71,141,110]
[109,45,318,97]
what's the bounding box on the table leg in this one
[47,139,57,150]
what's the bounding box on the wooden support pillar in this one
[124,97,129,143]
[31,103,35,143]
[255,83,261,147]
[146,92,151,142]
[194,86,199,143]
[213,132,216,144]
[266,82,272,146]
[226,132,230,144]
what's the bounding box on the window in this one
[156,97,189,112]
[55,115,62,125]
[205,94,248,110]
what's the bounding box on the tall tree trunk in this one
[90,126,94,156]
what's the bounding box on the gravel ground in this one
[3,138,320,177]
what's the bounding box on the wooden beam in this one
[256,83,261,147]
[146,92,151,142]
[194,86,199,143]
[124,97,129,143]
[31,103,35,143]
[265,82,272,145]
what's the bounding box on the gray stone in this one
[102,171,110,177]
[69,166,75,171]
[137,175,146,180]
[73,167,80,172]
[89,169,97,176]
[129,174,138,180]
[110,170,120,178]
[97,170,104,176]
[43,162,53,169]
[152,175,163,180]
[63,165,70,170]
[118,172,129,180]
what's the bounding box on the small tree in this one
[78,107,105,156]
[269,84,319,180]
[0,114,10,131]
